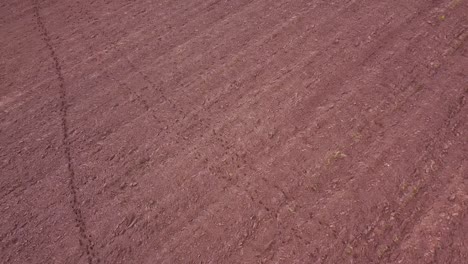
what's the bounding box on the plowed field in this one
[1,0,467,263]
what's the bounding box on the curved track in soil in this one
[1,0,467,263]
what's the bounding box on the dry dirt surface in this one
[1,0,468,263]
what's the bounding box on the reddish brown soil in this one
[1,0,467,263]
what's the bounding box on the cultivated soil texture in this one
[1,0,467,263]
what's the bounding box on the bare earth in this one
[1,0,467,263]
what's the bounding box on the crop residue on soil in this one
[1,0,467,263]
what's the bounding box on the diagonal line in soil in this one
[31,1,99,263]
